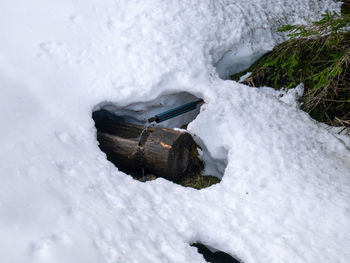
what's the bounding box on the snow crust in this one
[1,0,349,262]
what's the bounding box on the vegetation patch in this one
[176,144,220,189]
[232,10,350,127]
[177,173,220,190]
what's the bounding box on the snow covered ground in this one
[1,0,350,262]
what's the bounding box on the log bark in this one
[97,132,143,171]
[95,119,155,139]
[95,120,196,180]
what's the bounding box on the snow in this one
[216,45,266,80]
[1,0,349,263]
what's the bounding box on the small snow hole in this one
[92,92,224,189]
[215,44,266,80]
[191,243,242,263]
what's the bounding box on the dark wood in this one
[96,121,196,180]
[95,119,155,139]
[143,129,194,180]
[97,132,143,171]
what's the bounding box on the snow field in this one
[1,0,349,262]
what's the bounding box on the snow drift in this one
[1,0,350,262]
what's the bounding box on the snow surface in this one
[1,0,350,262]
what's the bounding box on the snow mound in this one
[1,0,349,263]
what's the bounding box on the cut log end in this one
[144,130,195,180]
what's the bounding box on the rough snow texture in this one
[1,0,349,263]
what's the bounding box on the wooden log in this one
[143,129,194,180]
[97,132,143,171]
[95,119,155,139]
[96,121,196,180]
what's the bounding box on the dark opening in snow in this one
[191,243,242,263]
[92,92,224,189]
[215,45,266,80]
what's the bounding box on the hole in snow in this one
[191,243,242,263]
[92,92,224,188]
[215,43,266,80]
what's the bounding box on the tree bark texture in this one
[95,119,196,180]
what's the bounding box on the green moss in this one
[176,144,220,189]
[232,11,350,127]
[177,173,220,190]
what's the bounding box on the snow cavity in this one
[191,242,241,263]
[215,44,267,80]
[213,15,286,80]
[92,92,227,180]
[93,92,202,128]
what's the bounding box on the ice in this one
[1,0,349,263]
